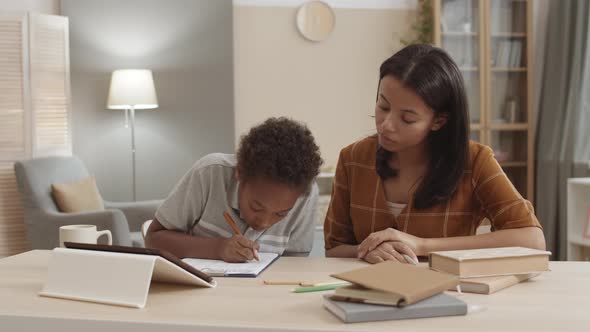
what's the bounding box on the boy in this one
[145,117,323,262]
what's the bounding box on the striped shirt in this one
[155,153,318,256]
[324,136,541,249]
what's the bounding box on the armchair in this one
[14,156,162,249]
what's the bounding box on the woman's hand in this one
[361,241,418,264]
[357,228,425,259]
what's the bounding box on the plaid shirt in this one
[324,136,541,249]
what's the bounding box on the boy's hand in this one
[219,235,260,263]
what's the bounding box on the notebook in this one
[429,247,550,278]
[331,261,459,306]
[449,273,539,294]
[323,293,467,323]
[182,252,279,277]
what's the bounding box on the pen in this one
[292,282,351,293]
[223,211,260,261]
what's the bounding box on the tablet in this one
[63,242,213,283]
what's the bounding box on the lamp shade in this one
[107,69,158,109]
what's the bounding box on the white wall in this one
[61,0,235,201]
[233,0,417,168]
[0,0,58,13]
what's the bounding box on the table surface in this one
[1,250,589,332]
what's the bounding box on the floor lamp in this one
[107,69,158,201]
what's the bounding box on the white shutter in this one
[0,13,30,257]
[0,13,71,257]
[0,162,27,257]
[0,13,28,161]
[29,14,71,157]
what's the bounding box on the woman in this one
[324,44,545,263]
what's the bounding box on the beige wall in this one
[233,4,416,168]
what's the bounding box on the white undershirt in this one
[386,201,407,217]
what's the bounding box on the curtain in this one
[535,0,590,260]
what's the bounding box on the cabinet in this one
[567,178,590,261]
[0,13,71,257]
[433,0,534,199]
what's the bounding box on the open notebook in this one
[182,252,279,277]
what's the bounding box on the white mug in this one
[59,225,112,247]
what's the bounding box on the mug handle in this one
[96,230,112,245]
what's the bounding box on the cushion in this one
[52,176,105,213]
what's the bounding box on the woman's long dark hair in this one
[376,44,469,209]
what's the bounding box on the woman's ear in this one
[431,113,449,131]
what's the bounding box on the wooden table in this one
[0,250,588,331]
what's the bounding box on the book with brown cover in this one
[333,285,403,306]
[448,273,540,294]
[330,261,458,306]
[429,247,550,278]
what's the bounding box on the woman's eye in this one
[402,117,416,124]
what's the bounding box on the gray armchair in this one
[14,156,163,249]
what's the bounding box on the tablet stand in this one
[39,248,216,308]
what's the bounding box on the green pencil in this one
[292,282,351,293]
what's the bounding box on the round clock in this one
[296,1,335,42]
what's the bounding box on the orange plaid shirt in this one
[324,136,541,249]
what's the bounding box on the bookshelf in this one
[433,0,534,199]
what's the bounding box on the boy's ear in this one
[431,113,449,131]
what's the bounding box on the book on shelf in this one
[330,261,458,306]
[584,206,590,240]
[429,247,550,278]
[494,40,522,68]
[449,273,540,295]
[323,293,467,323]
[510,41,522,67]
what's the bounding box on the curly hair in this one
[237,117,323,190]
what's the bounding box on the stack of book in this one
[429,247,551,295]
[322,261,468,323]
[322,247,551,323]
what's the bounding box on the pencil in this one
[223,211,242,235]
[263,280,306,285]
[223,211,260,261]
[292,282,351,293]
[307,281,349,287]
